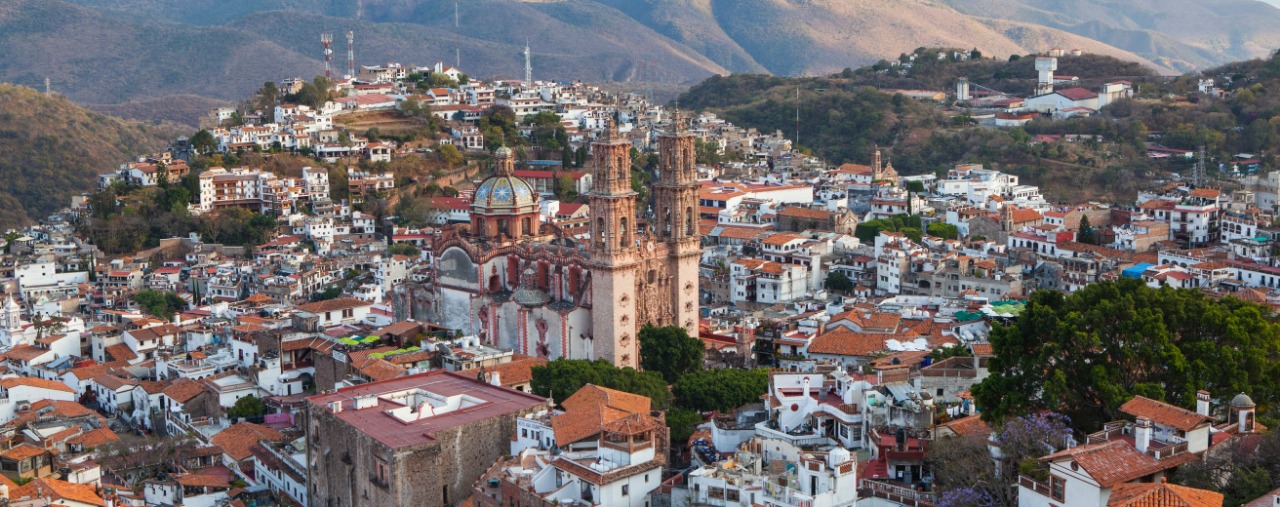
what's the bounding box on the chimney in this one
[802,377,811,399]
[1135,416,1152,454]
[1196,390,1211,416]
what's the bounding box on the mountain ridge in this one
[1,0,1277,122]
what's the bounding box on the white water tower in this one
[1035,57,1057,96]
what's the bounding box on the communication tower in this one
[321,33,334,79]
[347,31,355,79]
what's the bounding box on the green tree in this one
[695,138,723,166]
[666,408,703,444]
[531,359,672,409]
[310,286,342,302]
[387,243,420,257]
[133,289,186,318]
[1077,215,1096,244]
[228,395,267,420]
[926,222,960,240]
[638,324,704,384]
[190,130,217,155]
[672,369,769,412]
[973,280,1280,430]
[435,143,464,167]
[824,271,854,292]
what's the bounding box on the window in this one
[1050,476,1065,502]
[937,388,945,396]
[622,485,629,496]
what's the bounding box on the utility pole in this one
[795,86,801,149]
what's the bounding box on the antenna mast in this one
[321,33,334,80]
[44,77,51,96]
[455,1,461,69]
[524,41,532,87]
[347,30,355,79]
[1193,145,1206,187]
[795,86,801,149]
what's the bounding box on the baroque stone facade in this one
[412,118,700,369]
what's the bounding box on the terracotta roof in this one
[970,343,994,356]
[552,384,653,446]
[1056,87,1099,101]
[356,358,406,382]
[163,378,207,403]
[778,207,832,220]
[1188,189,1222,200]
[935,414,991,437]
[210,422,286,462]
[1108,481,1224,507]
[105,343,138,362]
[93,373,139,391]
[31,400,99,419]
[1039,440,1184,488]
[295,297,373,314]
[14,478,105,507]
[806,328,887,357]
[0,377,75,393]
[1120,396,1215,432]
[68,361,127,381]
[67,428,121,448]
[3,345,51,362]
[1242,488,1280,507]
[461,354,547,388]
[834,163,874,175]
[128,323,180,341]
[761,233,804,246]
[177,473,232,488]
[1,443,46,460]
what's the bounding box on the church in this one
[416,117,701,369]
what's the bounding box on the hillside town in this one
[0,47,1278,507]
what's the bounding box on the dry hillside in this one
[0,84,176,228]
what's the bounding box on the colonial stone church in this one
[410,118,700,369]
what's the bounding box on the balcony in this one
[755,422,833,448]
[861,479,937,507]
[1018,475,1063,503]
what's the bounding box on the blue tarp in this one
[1122,263,1154,279]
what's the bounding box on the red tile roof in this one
[552,385,655,446]
[1108,481,1224,507]
[806,328,887,357]
[1120,396,1215,432]
[211,422,286,462]
[14,478,105,506]
[1056,87,1099,101]
[0,377,75,393]
[1039,440,1187,488]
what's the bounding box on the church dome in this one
[1230,392,1255,408]
[472,174,536,213]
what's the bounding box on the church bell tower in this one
[654,111,701,335]
[587,121,641,367]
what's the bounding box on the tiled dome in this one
[472,174,536,212]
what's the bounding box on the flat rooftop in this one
[308,370,546,449]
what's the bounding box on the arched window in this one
[685,207,694,235]
[498,219,509,237]
[663,207,672,236]
[619,218,629,247]
[522,217,532,236]
[597,218,607,248]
